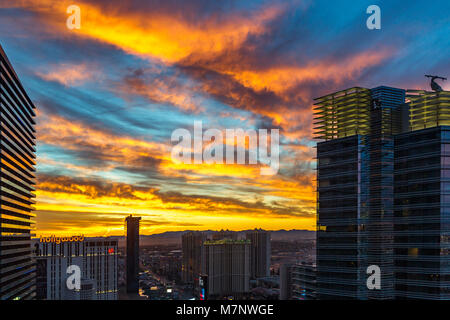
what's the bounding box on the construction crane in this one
[425,75,447,92]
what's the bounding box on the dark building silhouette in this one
[35,259,47,300]
[125,215,141,293]
[0,45,37,300]
[246,229,271,279]
[314,86,450,299]
[181,231,205,284]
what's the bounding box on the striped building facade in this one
[0,44,36,300]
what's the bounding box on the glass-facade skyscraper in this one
[394,90,450,299]
[0,45,36,300]
[315,85,450,299]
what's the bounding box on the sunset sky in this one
[0,0,449,236]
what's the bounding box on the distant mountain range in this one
[113,229,316,247]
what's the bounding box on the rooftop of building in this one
[125,214,142,221]
[313,85,449,141]
[0,43,36,111]
[203,239,251,245]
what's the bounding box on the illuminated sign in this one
[199,275,208,300]
[39,235,85,244]
[200,289,205,300]
[108,248,115,254]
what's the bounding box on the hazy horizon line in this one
[34,228,316,239]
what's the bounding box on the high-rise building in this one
[314,86,405,299]
[0,45,37,300]
[34,236,118,300]
[279,263,292,300]
[394,90,450,299]
[314,85,450,299]
[280,263,317,300]
[181,231,205,284]
[125,215,141,293]
[246,229,271,279]
[290,263,317,300]
[202,239,250,299]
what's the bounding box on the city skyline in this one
[0,1,449,237]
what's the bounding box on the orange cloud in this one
[80,3,284,64]
[226,49,394,95]
[36,63,96,86]
[38,113,170,168]
[120,69,203,112]
[3,0,284,63]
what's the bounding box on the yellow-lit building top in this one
[313,87,372,140]
[408,90,450,131]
